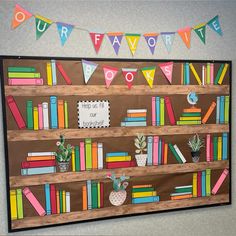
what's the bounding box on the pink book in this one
[212,169,229,195]
[38,104,43,130]
[8,78,43,86]
[152,97,156,126]
[23,187,46,216]
[206,134,211,162]
[6,95,26,129]
[210,63,214,85]
[80,142,85,171]
[164,96,176,125]
[153,136,159,165]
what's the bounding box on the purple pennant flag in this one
[107,32,123,55]
[143,33,158,55]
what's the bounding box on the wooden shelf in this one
[7,124,229,142]
[4,85,229,96]
[10,160,229,188]
[11,194,229,230]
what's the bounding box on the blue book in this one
[219,96,225,124]
[222,133,228,160]
[51,60,57,86]
[21,166,56,175]
[155,97,160,126]
[44,184,51,215]
[106,152,128,157]
[216,96,220,124]
[124,117,146,122]
[185,63,190,85]
[50,96,58,129]
[121,121,147,127]
[147,136,153,166]
[132,196,160,204]
[158,139,162,165]
[201,171,206,197]
[87,180,92,210]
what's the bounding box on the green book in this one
[225,95,229,124]
[75,145,80,172]
[206,63,211,85]
[8,72,41,78]
[26,100,33,130]
[91,182,98,209]
[177,120,201,125]
[168,143,182,164]
[206,168,211,196]
[64,101,68,128]
[132,187,155,193]
[59,190,63,213]
[213,136,218,161]
[174,187,193,193]
[160,98,165,126]
[8,66,36,72]
[16,189,23,219]
[181,112,201,117]
[85,138,92,170]
[214,64,224,85]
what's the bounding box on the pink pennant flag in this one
[122,68,137,89]
[103,66,119,88]
[89,32,105,54]
[159,62,174,84]
[12,4,32,29]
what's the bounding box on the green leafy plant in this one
[107,173,129,192]
[188,133,204,152]
[135,133,147,154]
[55,135,74,162]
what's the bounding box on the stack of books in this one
[206,133,228,162]
[121,109,147,127]
[170,185,193,200]
[82,180,104,210]
[147,136,168,166]
[168,143,186,164]
[21,151,56,175]
[106,152,135,169]
[7,66,43,86]
[131,184,160,204]
[71,139,104,172]
[10,189,24,220]
[216,95,229,124]
[177,107,202,125]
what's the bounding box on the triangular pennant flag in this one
[194,23,206,44]
[103,66,119,88]
[207,15,222,36]
[161,32,175,53]
[122,68,137,89]
[56,22,74,46]
[125,33,141,56]
[82,60,98,84]
[143,33,158,55]
[159,62,174,84]
[107,32,123,55]
[177,26,192,49]
[141,66,156,88]
[35,15,53,40]
[89,32,105,54]
[12,4,32,29]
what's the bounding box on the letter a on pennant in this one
[35,15,53,40]
[159,62,174,84]
[56,22,74,46]
[82,60,98,84]
[12,4,32,29]
[125,33,141,56]
[177,27,192,49]
[143,33,158,55]
[107,32,123,55]
[89,32,105,54]
[122,68,137,89]
[141,66,156,88]
[194,23,206,44]
[103,66,119,88]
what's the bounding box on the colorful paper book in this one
[26,155,55,161]
[164,143,168,165]
[127,109,147,113]
[156,97,160,126]
[51,59,57,86]
[224,96,229,124]
[97,143,103,170]
[217,63,229,85]
[222,133,228,160]
[132,191,157,198]
[206,169,211,196]
[106,160,136,169]
[170,192,192,196]
[21,166,56,175]
[132,187,155,193]
[185,63,190,85]
[147,136,153,166]
[44,184,51,215]
[219,96,225,124]
[28,151,55,156]
[82,185,87,210]
[64,101,69,128]
[106,156,131,162]
[59,190,63,213]
[62,190,66,213]
[175,186,193,193]
[8,66,36,72]
[160,98,165,126]
[132,196,160,204]
[10,190,17,220]
[213,136,218,161]
[8,72,41,78]
[38,104,43,130]
[87,180,92,210]
[97,182,100,209]
[92,142,98,169]
[16,189,23,219]
[192,173,197,197]
[210,139,213,162]
[177,120,201,125]
[197,172,202,197]
[71,149,75,172]
[182,112,201,117]
[26,100,33,130]
[127,112,146,118]
[56,62,72,85]
[21,160,56,168]
[121,121,147,127]
[80,142,85,171]
[8,78,44,85]
[212,169,229,195]
[152,97,156,126]
[183,108,201,113]
[46,62,53,86]
[214,64,224,85]
[161,140,165,165]
[217,137,222,161]
[164,96,176,125]
[153,136,159,165]
[75,145,80,171]
[181,63,184,85]
[168,143,182,164]
[201,171,206,197]
[85,138,92,170]
[100,182,104,208]
[171,194,192,200]
[92,182,98,209]
[66,192,70,213]
[180,116,201,121]
[206,134,211,162]
[158,139,162,165]
[58,100,65,129]
[216,96,220,124]
[189,63,202,85]
[42,102,49,129]
[50,96,58,129]
[124,117,146,122]
[206,63,210,85]
[106,152,128,157]
[133,184,152,188]
[202,102,216,124]
[33,107,39,130]
[56,190,60,214]
[50,184,57,214]
[173,144,186,163]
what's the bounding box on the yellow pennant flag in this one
[125,33,141,56]
[141,66,156,88]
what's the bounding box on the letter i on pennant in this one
[89,32,105,54]
[177,26,192,49]
[103,66,119,88]
[122,68,137,89]
[12,4,32,29]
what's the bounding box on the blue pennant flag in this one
[82,60,98,84]
[56,22,74,46]
[161,32,175,53]
[207,15,222,36]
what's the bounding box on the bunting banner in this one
[125,33,141,56]
[207,15,222,36]
[159,62,174,84]
[177,27,192,49]
[141,66,156,88]
[122,68,137,89]
[161,32,175,53]
[35,15,53,40]
[56,22,74,46]
[82,60,98,84]
[103,66,119,88]
[90,33,105,54]
[143,33,158,55]
[194,23,206,44]
[12,4,32,29]
[107,32,123,55]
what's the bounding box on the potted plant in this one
[187,133,204,163]
[107,173,129,206]
[55,135,74,172]
[134,133,147,166]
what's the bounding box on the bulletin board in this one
[0,56,231,232]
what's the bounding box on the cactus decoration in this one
[135,133,147,154]
[55,135,74,162]
[107,173,129,192]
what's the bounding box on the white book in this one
[202,65,205,85]
[175,185,193,189]
[127,109,147,113]
[173,144,186,163]
[51,60,57,86]
[42,102,49,129]
[170,192,192,196]
[66,192,70,213]
[27,151,55,156]
[98,143,103,169]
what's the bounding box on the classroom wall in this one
[0,0,235,235]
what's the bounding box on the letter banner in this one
[103,66,119,88]
[159,62,174,84]
[82,60,98,84]
[122,68,137,89]
[177,26,192,49]
[12,4,32,29]
[161,32,175,53]
[107,32,123,55]
[125,33,141,56]
[143,33,158,55]
[89,32,105,54]
[56,22,74,46]
[207,15,222,36]
[194,23,206,44]
[35,15,53,40]
[141,66,156,88]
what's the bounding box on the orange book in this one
[171,194,192,200]
[202,102,216,124]
[164,143,168,165]
[82,185,87,210]
[127,112,147,118]
[58,100,65,129]
[92,142,98,170]
[56,190,60,214]
[26,155,55,161]
[183,108,201,113]
[132,184,152,188]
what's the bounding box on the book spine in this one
[216,96,220,124]
[46,62,53,86]
[33,107,39,130]
[181,63,184,85]
[206,63,210,85]
[127,112,146,118]
[50,96,58,129]
[82,185,87,210]
[202,65,205,85]
[174,187,193,193]
[80,142,85,171]
[124,117,146,122]
[170,192,192,196]
[59,190,63,213]
[206,168,211,196]
[132,196,159,204]
[213,136,218,161]
[180,116,201,121]
[210,63,214,85]
[50,184,57,214]
[164,143,168,165]
[161,139,165,165]
[177,121,201,125]
[42,102,49,130]
[218,63,229,85]
[56,190,60,214]
[127,109,147,113]
[222,133,228,160]
[100,182,104,208]
[10,190,17,220]
[169,143,182,164]
[192,173,197,197]
[185,63,190,85]
[106,160,136,169]
[133,184,153,188]
[220,96,225,124]
[21,166,56,175]
[206,134,211,162]
[75,145,80,171]
[214,64,224,84]
[183,108,201,113]
[197,172,202,197]
[97,143,103,169]
[121,121,147,127]
[147,136,153,166]
[132,187,155,193]
[66,192,70,213]
[8,66,36,72]
[58,100,65,129]
[71,149,75,172]
[202,102,216,124]
[38,104,43,130]
[51,59,57,86]
[26,100,33,130]
[26,156,55,161]
[16,189,23,219]
[158,139,162,165]
[97,182,100,208]
[218,137,222,161]
[21,160,56,168]
[8,78,44,85]
[106,156,131,162]
[155,97,160,126]
[189,63,202,85]
[171,194,192,200]
[85,138,92,170]
[92,182,98,209]
[56,62,72,85]
[92,142,98,170]
[160,98,165,126]
[27,151,55,156]
[173,144,186,163]
[106,152,129,157]
[152,97,156,126]
[164,96,176,125]
[224,95,229,124]
[132,191,156,198]
[87,180,92,210]
[210,138,214,162]
[153,136,159,165]
[64,101,69,128]
[45,184,51,215]
[62,190,66,213]
[8,72,40,78]
[212,169,229,195]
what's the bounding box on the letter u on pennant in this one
[35,15,53,40]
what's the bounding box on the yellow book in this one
[71,149,75,172]
[180,116,201,121]
[62,190,66,213]
[192,173,197,197]
[106,156,131,162]
[132,191,156,198]
[46,62,53,86]
[56,190,60,214]
[33,107,39,130]
[218,63,229,85]
[10,190,17,220]
[189,63,202,85]
[218,137,222,160]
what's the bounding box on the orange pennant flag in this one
[177,26,192,49]
[12,4,32,29]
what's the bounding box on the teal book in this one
[156,97,160,126]
[106,152,128,157]
[44,184,51,215]
[214,64,225,85]
[201,171,206,197]
[121,121,147,127]
[21,166,56,175]
[147,136,153,166]
[26,100,33,130]
[8,66,36,72]
[132,196,160,204]
[168,143,182,164]
[158,139,162,165]
[181,112,201,117]
[174,187,193,193]
[75,145,80,171]
[91,182,98,209]
[222,133,228,160]
[219,96,225,124]
[185,63,190,85]
[85,138,92,170]
[124,117,146,122]
[213,136,218,161]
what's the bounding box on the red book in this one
[50,185,57,214]
[164,96,176,125]
[161,140,165,165]
[210,139,214,162]
[197,171,202,197]
[106,160,136,169]
[6,95,26,129]
[100,182,104,208]
[21,160,56,168]
[56,62,72,85]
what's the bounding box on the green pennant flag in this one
[194,23,206,44]
[35,14,53,40]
